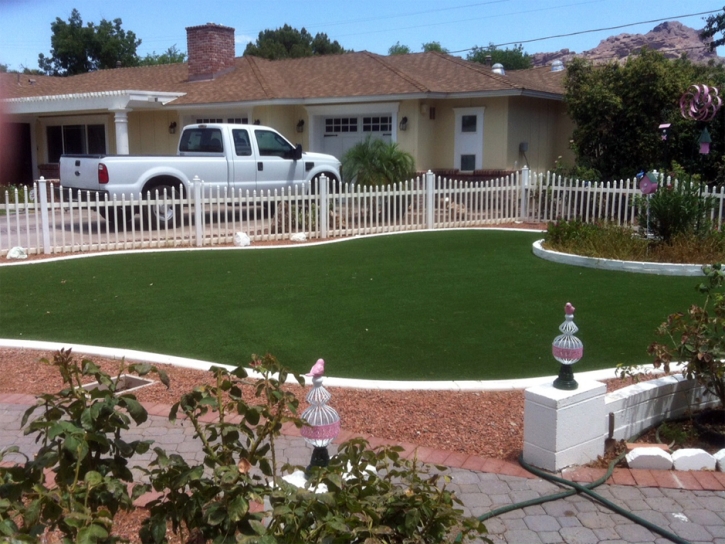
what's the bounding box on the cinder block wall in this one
[605,374,719,441]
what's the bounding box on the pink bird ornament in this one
[306,358,325,377]
[565,302,575,315]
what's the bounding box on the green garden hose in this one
[517,454,691,544]
[454,450,691,544]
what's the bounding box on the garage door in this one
[321,115,393,159]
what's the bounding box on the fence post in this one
[319,174,329,239]
[193,176,203,247]
[520,166,530,222]
[425,170,435,230]
[37,177,51,254]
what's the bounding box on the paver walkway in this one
[2,394,724,544]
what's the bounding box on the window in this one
[460,154,476,171]
[46,124,106,162]
[232,129,252,156]
[325,118,358,133]
[461,115,477,133]
[179,128,224,153]
[255,129,294,158]
[195,118,249,124]
[363,116,392,132]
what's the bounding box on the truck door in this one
[252,128,305,194]
[178,127,230,197]
[230,128,257,195]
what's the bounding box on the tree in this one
[243,24,346,60]
[701,8,725,50]
[467,43,531,70]
[38,9,141,75]
[138,45,186,66]
[0,64,7,73]
[388,42,411,55]
[422,41,449,54]
[564,48,725,181]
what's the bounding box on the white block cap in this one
[626,447,673,470]
[672,449,717,471]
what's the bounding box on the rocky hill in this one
[532,21,721,67]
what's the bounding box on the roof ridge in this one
[440,53,521,89]
[244,56,276,98]
[362,51,430,93]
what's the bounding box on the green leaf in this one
[246,409,260,425]
[119,397,147,424]
[228,494,249,522]
[77,523,109,544]
[249,519,267,535]
[84,470,103,487]
[205,504,227,526]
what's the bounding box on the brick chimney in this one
[186,23,236,81]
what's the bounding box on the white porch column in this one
[112,109,130,155]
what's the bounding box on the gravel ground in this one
[0,347,638,463]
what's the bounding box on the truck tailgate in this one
[60,155,103,190]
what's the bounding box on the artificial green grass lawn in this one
[0,230,702,380]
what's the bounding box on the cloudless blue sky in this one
[0,0,722,71]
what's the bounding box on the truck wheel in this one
[144,185,181,229]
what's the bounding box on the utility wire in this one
[450,9,721,53]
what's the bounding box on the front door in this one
[453,108,484,171]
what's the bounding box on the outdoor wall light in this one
[399,116,408,131]
[552,302,583,390]
[168,122,177,134]
[296,119,305,133]
[300,359,341,475]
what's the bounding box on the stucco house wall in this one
[507,96,574,172]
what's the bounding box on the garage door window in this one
[326,118,358,133]
[363,116,392,132]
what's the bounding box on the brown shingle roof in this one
[2,51,565,106]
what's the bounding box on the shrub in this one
[544,219,649,261]
[647,264,725,408]
[0,349,168,543]
[637,174,717,243]
[140,354,305,543]
[3,352,490,543]
[342,136,415,187]
[544,219,725,264]
[267,438,489,543]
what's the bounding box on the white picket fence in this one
[2,169,724,257]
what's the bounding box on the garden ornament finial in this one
[300,358,340,474]
[306,358,325,378]
[552,302,583,390]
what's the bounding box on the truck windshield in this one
[180,128,224,153]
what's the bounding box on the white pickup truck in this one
[59,123,341,227]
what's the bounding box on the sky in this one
[0,0,723,71]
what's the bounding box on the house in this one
[0,23,573,186]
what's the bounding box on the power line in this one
[450,9,721,53]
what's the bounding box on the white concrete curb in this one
[0,338,634,391]
[532,240,705,276]
[1,227,546,267]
